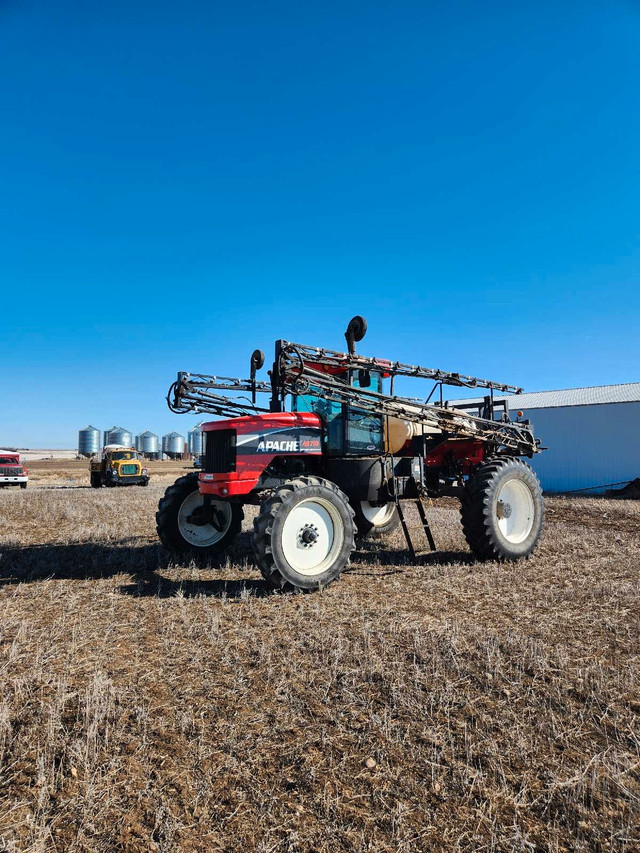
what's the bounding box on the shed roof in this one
[449,382,640,410]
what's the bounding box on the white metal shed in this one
[450,383,640,494]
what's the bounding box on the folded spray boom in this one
[167,335,537,456]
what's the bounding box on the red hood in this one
[201,411,321,434]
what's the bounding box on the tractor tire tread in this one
[460,457,544,561]
[253,476,356,593]
[156,473,242,558]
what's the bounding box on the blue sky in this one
[1,0,639,447]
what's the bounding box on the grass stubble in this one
[0,460,638,852]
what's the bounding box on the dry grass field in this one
[1,460,638,852]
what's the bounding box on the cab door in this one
[293,370,385,457]
[345,370,384,455]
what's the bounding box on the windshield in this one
[110,451,137,460]
[0,456,19,465]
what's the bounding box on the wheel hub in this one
[495,478,535,544]
[299,523,319,548]
[497,500,512,519]
[186,505,226,530]
[280,496,343,577]
[177,491,232,547]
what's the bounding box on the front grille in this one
[0,466,22,476]
[204,429,236,473]
[120,464,138,475]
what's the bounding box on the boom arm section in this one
[167,372,271,418]
[166,341,539,456]
[278,341,524,393]
[276,344,538,456]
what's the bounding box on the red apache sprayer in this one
[157,317,544,592]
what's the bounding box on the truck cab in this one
[0,452,29,489]
[90,445,150,488]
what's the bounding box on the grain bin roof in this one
[450,382,640,410]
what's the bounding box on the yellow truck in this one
[90,445,150,488]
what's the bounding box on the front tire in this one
[156,473,242,557]
[353,500,400,538]
[461,458,544,561]
[20,482,27,490]
[253,476,356,592]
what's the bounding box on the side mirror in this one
[358,369,371,388]
[250,349,265,404]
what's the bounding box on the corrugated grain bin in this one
[78,425,101,457]
[105,426,133,448]
[188,421,205,456]
[162,431,185,457]
[136,430,160,456]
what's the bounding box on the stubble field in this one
[0,459,639,852]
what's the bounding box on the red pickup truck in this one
[0,452,29,489]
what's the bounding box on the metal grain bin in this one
[78,425,101,457]
[104,426,133,447]
[162,431,185,458]
[136,430,160,456]
[187,421,206,456]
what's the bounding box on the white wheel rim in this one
[177,490,232,547]
[281,498,344,576]
[360,501,395,527]
[495,479,535,544]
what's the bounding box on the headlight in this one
[142,468,148,475]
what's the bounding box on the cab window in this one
[294,389,344,454]
[346,370,384,454]
[293,371,385,456]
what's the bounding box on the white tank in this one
[383,403,478,453]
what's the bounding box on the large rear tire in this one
[156,473,242,557]
[352,500,400,538]
[253,476,356,592]
[461,458,544,561]
[90,472,102,489]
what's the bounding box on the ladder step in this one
[395,497,437,562]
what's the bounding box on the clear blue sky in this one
[1,0,639,447]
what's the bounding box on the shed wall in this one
[522,402,640,493]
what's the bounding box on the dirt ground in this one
[0,460,638,852]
